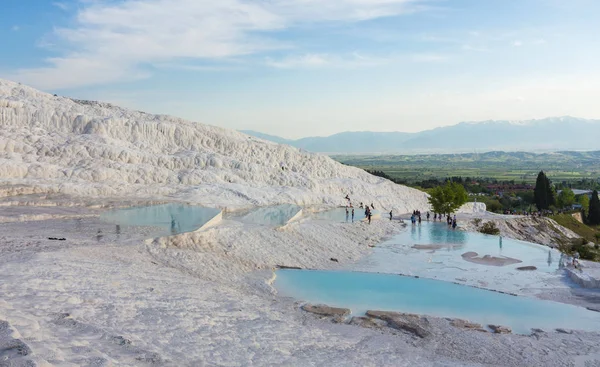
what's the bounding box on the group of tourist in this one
[344,195,376,224]
[345,206,355,223]
[429,212,459,229]
[344,195,461,230]
[410,210,424,225]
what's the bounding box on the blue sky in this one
[1,0,599,138]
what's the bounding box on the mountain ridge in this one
[242,116,600,154]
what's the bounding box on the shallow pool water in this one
[352,222,564,294]
[276,269,600,334]
[236,204,302,226]
[100,204,221,235]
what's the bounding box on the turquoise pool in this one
[236,204,302,226]
[100,203,221,235]
[276,269,600,334]
[352,222,563,294]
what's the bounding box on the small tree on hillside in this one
[557,188,576,209]
[588,190,600,225]
[578,194,590,212]
[428,182,468,216]
[534,171,555,210]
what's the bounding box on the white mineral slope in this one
[0,78,429,212]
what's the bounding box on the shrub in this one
[472,218,482,227]
[479,221,500,236]
[570,238,600,261]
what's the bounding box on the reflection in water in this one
[276,269,600,335]
[170,215,180,235]
[353,222,562,281]
[412,223,468,245]
[101,204,221,235]
[238,204,301,227]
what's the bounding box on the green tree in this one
[533,171,555,210]
[557,188,576,209]
[588,190,600,225]
[517,191,535,205]
[428,182,469,215]
[578,194,590,211]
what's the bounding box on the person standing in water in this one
[452,218,457,229]
[426,212,430,221]
[345,207,349,222]
[351,208,355,222]
[389,210,393,221]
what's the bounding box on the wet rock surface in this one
[276,265,302,270]
[516,266,537,271]
[450,319,487,332]
[489,325,512,334]
[366,310,431,338]
[349,316,387,329]
[302,304,350,323]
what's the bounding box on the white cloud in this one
[53,2,69,11]
[11,0,426,89]
[266,54,332,69]
[11,26,20,32]
[512,40,523,47]
[265,51,447,69]
[266,52,394,69]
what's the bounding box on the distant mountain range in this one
[241,116,600,154]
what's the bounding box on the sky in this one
[1,0,599,139]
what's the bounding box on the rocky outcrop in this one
[301,304,350,323]
[450,319,487,332]
[489,325,512,334]
[366,310,431,338]
[349,316,386,329]
[465,217,580,248]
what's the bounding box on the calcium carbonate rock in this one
[301,304,350,323]
[450,319,487,332]
[488,325,512,334]
[349,316,387,329]
[366,310,431,338]
[0,78,431,212]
